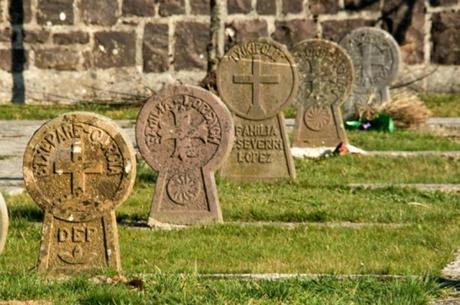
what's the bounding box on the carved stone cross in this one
[233,55,281,116]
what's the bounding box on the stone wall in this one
[0,0,459,104]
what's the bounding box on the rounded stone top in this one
[292,38,354,107]
[216,38,299,121]
[0,193,8,255]
[23,112,137,222]
[340,27,401,93]
[136,85,234,172]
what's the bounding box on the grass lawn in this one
[0,99,459,303]
[348,130,460,151]
[420,94,460,117]
[0,93,458,120]
[0,272,445,305]
[0,103,140,120]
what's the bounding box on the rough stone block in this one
[174,22,209,70]
[93,31,136,69]
[11,28,49,45]
[382,0,425,64]
[0,49,28,72]
[431,10,460,65]
[35,47,80,70]
[0,28,10,42]
[309,0,339,15]
[256,0,276,15]
[321,18,375,42]
[225,19,268,50]
[8,0,33,24]
[228,0,252,14]
[344,0,381,11]
[143,23,169,73]
[53,31,90,45]
[80,0,118,26]
[122,0,156,16]
[272,19,317,49]
[158,0,185,16]
[429,0,458,6]
[191,0,210,14]
[37,0,74,25]
[283,0,304,14]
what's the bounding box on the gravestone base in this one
[37,212,121,275]
[293,105,347,148]
[148,168,223,226]
[220,114,296,181]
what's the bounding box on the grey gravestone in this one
[217,38,298,181]
[340,27,401,119]
[23,112,136,275]
[0,193,8,255]
[136,85,234,225]
[292,39,354,148]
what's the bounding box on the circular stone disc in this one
[292,39,354,107]
[217,38,299,121]
[23,112,137,222]
[0,193,8,255]
[136,85,234,173]
[340,27,401,93]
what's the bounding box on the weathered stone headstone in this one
[23,112,136,274]
[291,39,354,148]
[136,85,234,225]
[340,27,401,119]
[0,193,8,255]
[216,38,298,180]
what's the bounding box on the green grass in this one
[0,103,140,120]
[348,130,460,151]
[420,94,460,117]
[0,272,445,305]
[1,153,459,303]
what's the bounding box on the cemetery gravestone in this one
[136,85,234,225]
[23,112,136,274]
[292,39,354,148]
[217,38,298,180]
[340,27,401,119]
[0,193,8,255]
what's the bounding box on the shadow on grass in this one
[8,205,43,222]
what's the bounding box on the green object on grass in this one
[345,120,362,130]
[372,114,395,132]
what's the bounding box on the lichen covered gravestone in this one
[292,39,354,148]
[340,27,401,119]
[0,193,8,255]
[136,85,234,225]
[23,112,136,274]
[217,38,298,180]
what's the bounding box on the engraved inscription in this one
[143,94,223,168]
[56,225,97,265]
[234,123,283,164]
[233,55,281,116]
[228,41,283,63]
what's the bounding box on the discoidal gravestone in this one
[340,27,401,119]
[136,85,234,225]
[23,112,136,275]
[292,39,354,148]
[217,38,298,181]
[0,193,8,255]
